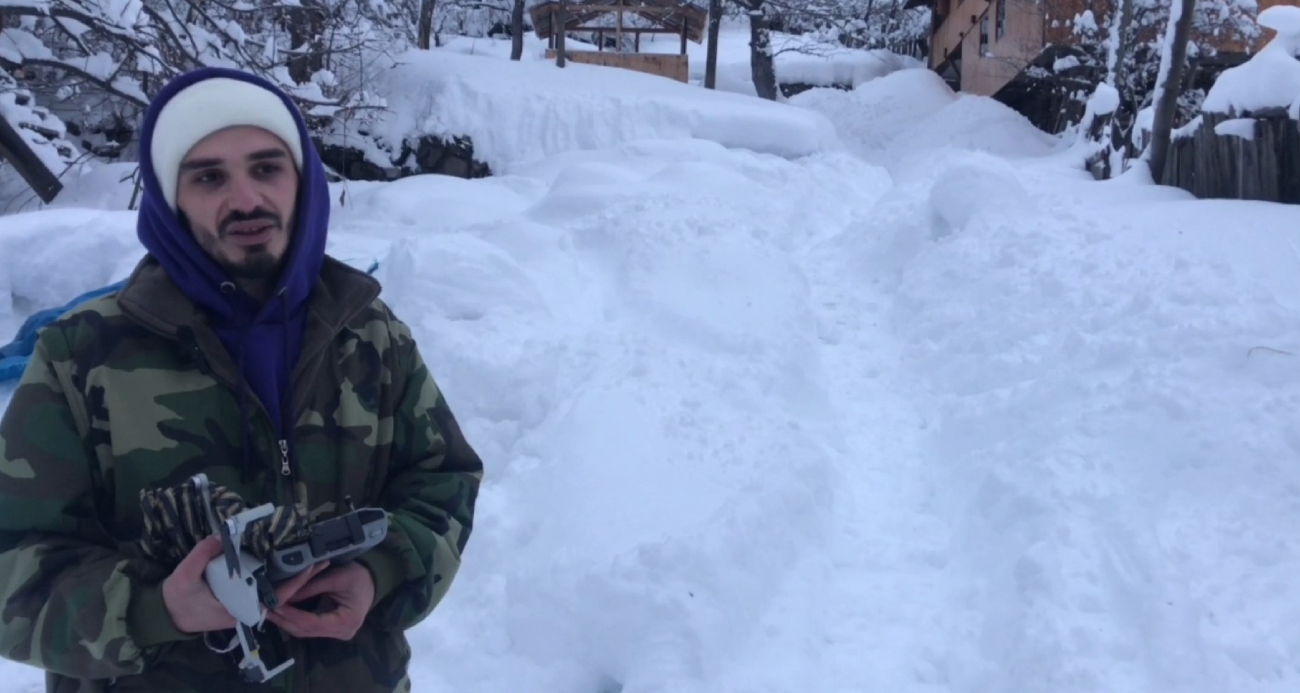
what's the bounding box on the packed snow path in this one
[2,69,1300,693]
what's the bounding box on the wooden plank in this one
[545,4,697,14]
[1284,119,1300,203]
[544,49,688,81]
[569,26,688,33]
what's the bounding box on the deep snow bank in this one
[340,139,890,692]
[792,68,1059,167]
[827,145,1300,692]
[354,49,841,175]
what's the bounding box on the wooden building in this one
[530,0,707,82]
[910,0,1300,132]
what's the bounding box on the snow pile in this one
[791,68,1058,168]
[1202,5,1300,115]
[349,48,840,174]
[829,146,1300,692]
[0,209,138,315]
[1085,81,1121,118]
[769,40,921,89]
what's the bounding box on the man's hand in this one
[265,562,375,641]
[162,535,326,634]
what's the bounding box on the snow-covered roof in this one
[531,0,708,43]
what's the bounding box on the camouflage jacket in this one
[0,255,482,693]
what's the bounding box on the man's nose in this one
[228,173,261,211]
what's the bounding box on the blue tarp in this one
[0,260,381,385]
[1,280,127,383]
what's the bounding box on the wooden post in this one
[635,29,641,51]
[616,0,624,52]
[680,14,688,54]
[705,0,722,88]
[599,30,604,50]
[556,0,567,67]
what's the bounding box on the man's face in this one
[174,126,299,280]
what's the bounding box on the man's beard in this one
[221,246,283,280]
[193,208,290,280]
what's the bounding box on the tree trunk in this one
[747,1,777,100]
[418,0,436,50]
[704,0,722,87]
[287,0,326,84]
[1108,0,1134,90]
[1146,0,1196,184]
[510,0,526,60]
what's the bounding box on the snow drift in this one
[790,68,1059,168]
[349,49,841,175]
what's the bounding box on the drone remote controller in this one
[189,474,389,683]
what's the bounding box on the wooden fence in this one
[544,50,689,82]
[1164,109,1300,203]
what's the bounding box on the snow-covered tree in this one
[767,0,927,52]
[0,0,413,157]
[1062,0,1258,177]
[1144,0,1197,181]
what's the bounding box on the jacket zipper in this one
[127,319,299,505]
[279,438,291,478]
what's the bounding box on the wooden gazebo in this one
[530,0,707,82]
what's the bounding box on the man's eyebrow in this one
[179,148,287,171]
[247,148,287,162]
[179,157,222,171]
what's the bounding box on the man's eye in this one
[255,163,282,177]
[194,171,224,185]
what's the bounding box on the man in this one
[0,67,483,692]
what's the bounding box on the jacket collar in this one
[116,253,381,345]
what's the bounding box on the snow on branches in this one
[0,0,413,148]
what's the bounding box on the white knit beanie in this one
[150,77,304,211]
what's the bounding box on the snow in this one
[352,48,840,175]
[4,30,1300,693]
[1214,117,1256,139]
[0,28,53,64]
[431,21,920,96]
[790,69,1060,170]
[764,39,919,89]
[1202,6,1300,115]
[1054,55,1082,72]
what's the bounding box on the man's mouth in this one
[224,220,278,246]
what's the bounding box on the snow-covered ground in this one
[3,57,1300,693]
